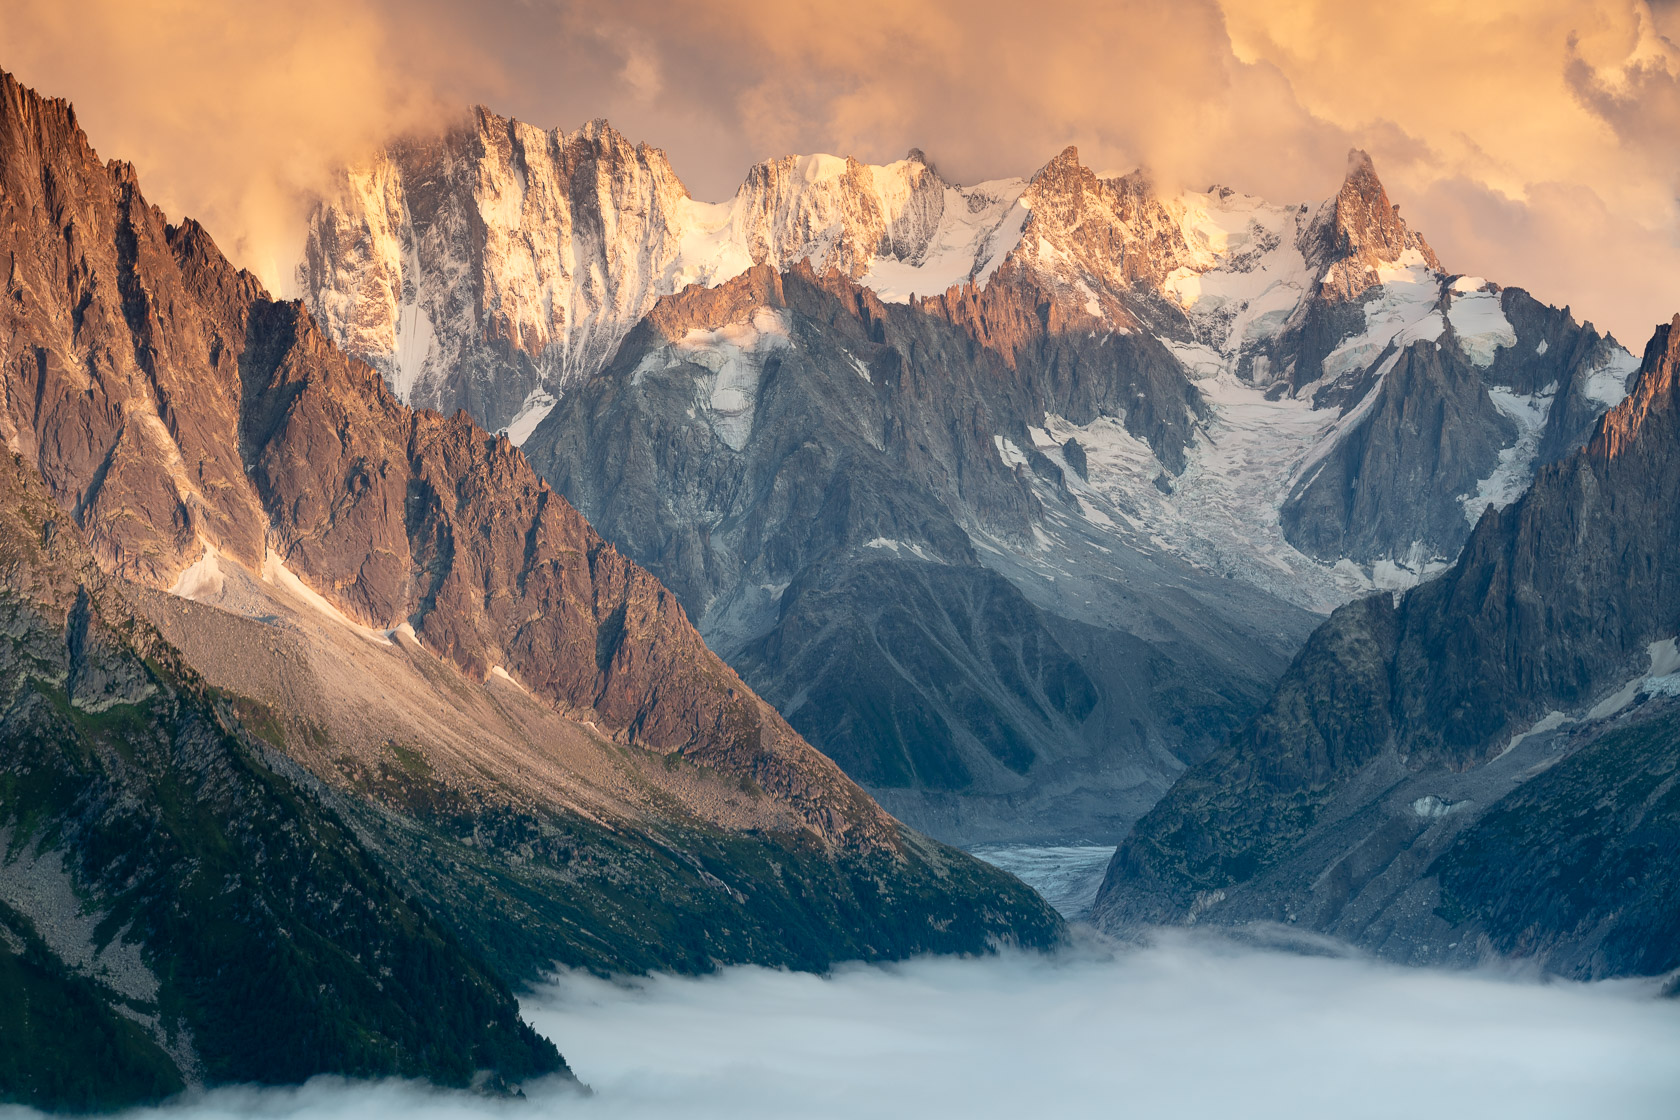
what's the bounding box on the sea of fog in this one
[6,848,1678,1120]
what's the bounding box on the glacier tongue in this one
[504,388,557,447]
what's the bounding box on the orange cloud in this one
[1221,0,1680,344]
[5,0,1676,344]
[0,0,494,293]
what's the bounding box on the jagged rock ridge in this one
[1092,317,1680,980]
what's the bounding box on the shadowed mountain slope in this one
[526,263,1314,843]
[1094,317,1680,979]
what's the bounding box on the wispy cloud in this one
[4,1,1677,343]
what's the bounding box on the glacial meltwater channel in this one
[9,849,1676,1120]
[970,842,1117,919]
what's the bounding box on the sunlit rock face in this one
[299,112,965,435]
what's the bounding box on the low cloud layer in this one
[8,938,1677,1119]
[2,1,1677,346]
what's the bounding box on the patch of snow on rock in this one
[1320,252,1444,381]
[1583,346,1641,407]
[169,542,224,601]
[862,537,933,561]
[1463,385,1555,523]
[504,388,557,447]
[994,435,1030,468]
[262,550,394,645]
[1446,280,1516,367]
[676,308,793,451]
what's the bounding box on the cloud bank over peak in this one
[3,0,1676,344]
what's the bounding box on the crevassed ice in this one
[1037,374,1383,612]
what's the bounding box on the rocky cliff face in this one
[526,263,1316,842]
[0,70,893,851]
[0,69,1063,1106]
[1093,317,1680,979]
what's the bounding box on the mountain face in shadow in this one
[1094,317,1680,981]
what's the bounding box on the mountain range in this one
[301,109,1637,844]
[1093,315,1680,981]
[4,65,1676,1113]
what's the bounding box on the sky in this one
[2,0,1678,347]
[3,937,1676,1119]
